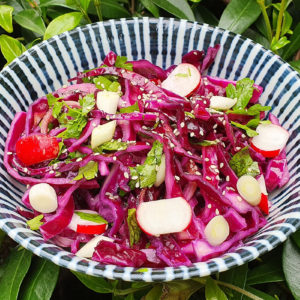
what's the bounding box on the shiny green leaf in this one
[0,34,26,65]
[292,229,300,249]
[0,248,32,300]
[144,285,163,300]
[219,0,261,34]
[161,280,202,300]
[151,0,195,21]
[14,9,46,36]
[271,36,290,51]
[289,60,300,73]
[0,5,14,33]
[20,257,59,300]
[243,28,270,49]
[71,271,113,293]
[283,238,300,299]
[44,12,82,40]
[244,286,276,300]
[80,0,91,11]
[140,0,159,17]
[220,264,248,300]
[282,23,300,60]
[39,0,77,9]
[205,277,228,300]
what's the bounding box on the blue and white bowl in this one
[0,18,299,281]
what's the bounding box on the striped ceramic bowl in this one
[0,18,299,282]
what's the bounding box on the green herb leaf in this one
[46,93,59,107]
[271,36,290,52]
[205,277,228,300]
[119,101,140,113]
[289,60,300,74]
[199,140,219,146]
[44,12,82,40]
[127,208,141,247]
[94,139,128,153]
[0,5,14,33]
[19,257,60,300]
[140,0,160,17]
[282,23,300,60]
[93,76,121,92]
[246,119,271,128]
[175,73,189,77]
[52,101,63,118]
[129,141,163,189]
[231,121,258,137]
[0,248,32,300]
[27,215,44,231]
[162,280,202,300]
[115,56,133,71]
[228,78,255,110]
[283,238,300,299]
[0,34,26,65]
[14,9,46,36]
[74,161,98,181]
[79,93,95,114]
[218,0,261,34]
[75,211,107,224]
[229,147,260,177]
[184,111,195,119]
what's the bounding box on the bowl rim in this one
[0,17,299,281]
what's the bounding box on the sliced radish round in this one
[76,235,114,258]
[91,120,116,149]
[136,197,192,236]
[204,215,230,246]
[29,183,58,213]
[161,63,201,97]
[209,96,237,111]
[96,91,120,114]
[154,154,166,187]
[257,175,269,214]
[251,123,289,158]
[68,210,108,235]
[236,175,261,206]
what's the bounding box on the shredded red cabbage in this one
[4,48,290,268]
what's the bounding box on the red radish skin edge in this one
[76,224,107,235]
[259,194,269,215]
[251,142,280,158]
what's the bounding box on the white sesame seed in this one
[62,149,68,153]
[226,176,230,181]
[53,163,58,169]
[132,176,138,180]
[216,175,220,180]
[218,117,224,122]
[157,99,162,103]
[237,196,243,202]
[113,156,117,161]
[236,147,241,151]
[94,152,100,155]
[106,115,110,120]
[220,162,224,168]
[118,138,122,142]
[170,143,175,148]
[206,176,212,181]
[121,69,125,73]
[200,130,204,136]
[26,184,30,189]
[208,204,212,209]
[140,87,144,91]
[205,158,210,162]
[210,165,217,169]
[180,122,185,128]
[146,142,150,146]
[135,182,139,188]
[195,171,201,176]
[222,120,226,126]
[76,157,82,162]
[149,90,153,94]
[213,124,218,129]
[23,168,28,172]
[131,81,136,85]
[49,170,55,174]
[187,151,193,155]
[138,95,142,100]
[144,79,149,83]
[222,190,226,195]
[7,152,12,155]
[241,134,246,138]
[215,209,220,215]
[124,172,129,179]
[63,84,68,88]
[175,175,180,181]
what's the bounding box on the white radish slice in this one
[209,96,237,111]
[251,123,289,157]
[136,197,192,236]
[257,175,268,195]
[204,215,230,246]
[29,183,58,213]
[96,91,120,114]
[68,210,108,234]
[161,63,201,97]
[236,175,261,206]
[91,120,116,149]
[154,154,166,187]
[76,235,113,258]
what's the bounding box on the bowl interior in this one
[0,18,299,281]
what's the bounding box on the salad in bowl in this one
[4,46,290,268]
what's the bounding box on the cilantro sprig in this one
[93,76,121,92]
[127,208,141,247]
[129,141,163,189]
[75,211,107,224]
[119,101,140,113]
[115,56,133,71]
[27,214,44,231]
[229,147,260,177]
[74,161,98,181]
[94,139,128,154]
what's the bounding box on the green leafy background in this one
[0,0,299,299]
